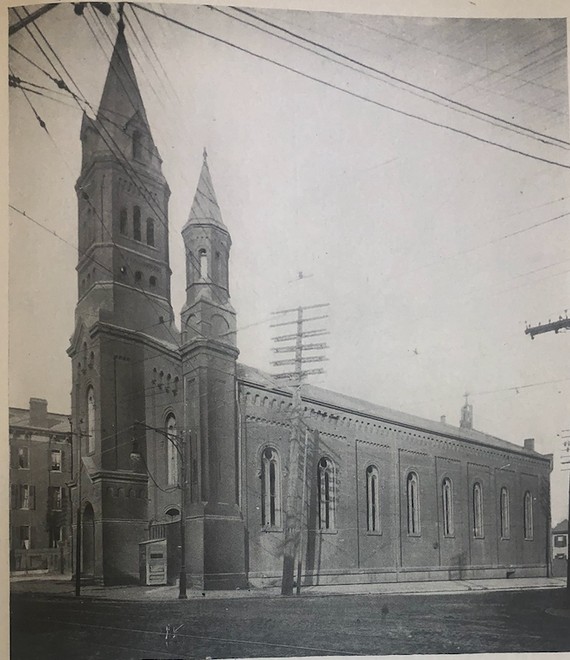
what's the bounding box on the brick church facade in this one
[69,20,552,588]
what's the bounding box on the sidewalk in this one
[10,574,566,601]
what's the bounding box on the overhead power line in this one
[216,5,569,150]
[132,3,570,171]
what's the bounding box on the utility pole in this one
[525,311,569,599]
[525,311,570,339]
[560,431,570,597]
[68,416,82,598]
[271,304,329,595]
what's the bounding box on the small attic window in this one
[149,276,157,287]
[132,130,142,160]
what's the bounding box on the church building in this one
[69,19,552,589]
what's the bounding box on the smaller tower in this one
[180,151,246,589]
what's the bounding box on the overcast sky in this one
[8,3,570,521]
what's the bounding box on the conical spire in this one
[96,19,149,131]
[186,149,226,227]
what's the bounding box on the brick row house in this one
[9,398,72,574]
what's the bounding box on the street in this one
[11,587,570,659]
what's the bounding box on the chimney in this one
[29,398,48,428]
[460,396,473,430]
[440,415,447,424]
[523,437,535,452]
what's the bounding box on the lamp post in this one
[132,421,188,599]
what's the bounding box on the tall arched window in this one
[146,218,155,246]
[473,482,484,538]
[261,447,281,528]
[406,471,420,535]
[366,465,380,533]
[133,206,141,241]
[500,487,510,539]
[166,414,178,486]
[318,457,335,530]
[442,477,454,537]
[524,491,534,540]
[119,208,128,235]
[86,386,95,455]
[132,130,142,159]
[199,249,208,279]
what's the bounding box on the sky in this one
[8,2,570,522]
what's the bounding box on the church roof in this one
[236,363,548,460]
[184,150,227,229]
[95,21,151,141]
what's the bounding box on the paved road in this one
[11,588,570,659]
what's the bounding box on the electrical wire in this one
[132,4,570,171]
[214,5,569,150]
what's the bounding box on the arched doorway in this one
[82,502,95,576]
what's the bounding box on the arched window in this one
[366,465,380,533]
[119,208,128,235]
[146,218,155,246]
[199,249,208,279]
[261,447,281,528]
[318,457,335,530]
[473,482,484,538]
[132,130,142,159]
[133,206,141,241]
[500,487,510,539]
[149,276,157,287]
[406,471,420,535]
[166,414,178,486]
[86,386,95,455]
[524,491,534,540]
[442,477,454,537]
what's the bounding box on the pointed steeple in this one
[96,17,150,135]
[186,148,226,228]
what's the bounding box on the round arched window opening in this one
[165,507,180,521]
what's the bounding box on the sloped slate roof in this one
[553,519,569,533]
[184,151,226,229]
[237,363,546,459]
[9,407,70,434]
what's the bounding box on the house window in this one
[442,477,454,537]
[406,471,420,535]
[366,465,380,533]
[554,535,567,547]
[500,487,510,539]
[119,208,128,235]
[149,276,157,287]
[19,526,30,550]
[49,486,63,511]
[146,218,155,246]
[524,491,534,540]
[473,482,484,538]
[133,206,141,241]
[86,386,95,454]
[199,249,208,279]
[318,457,335,530]
[20,484,35,510]
[166,414,178,486]
[51,449,62,472]
[18,446,29,469]
[261,447,281,528]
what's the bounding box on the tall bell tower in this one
[68,14,178,585]
[180,151,247,589]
